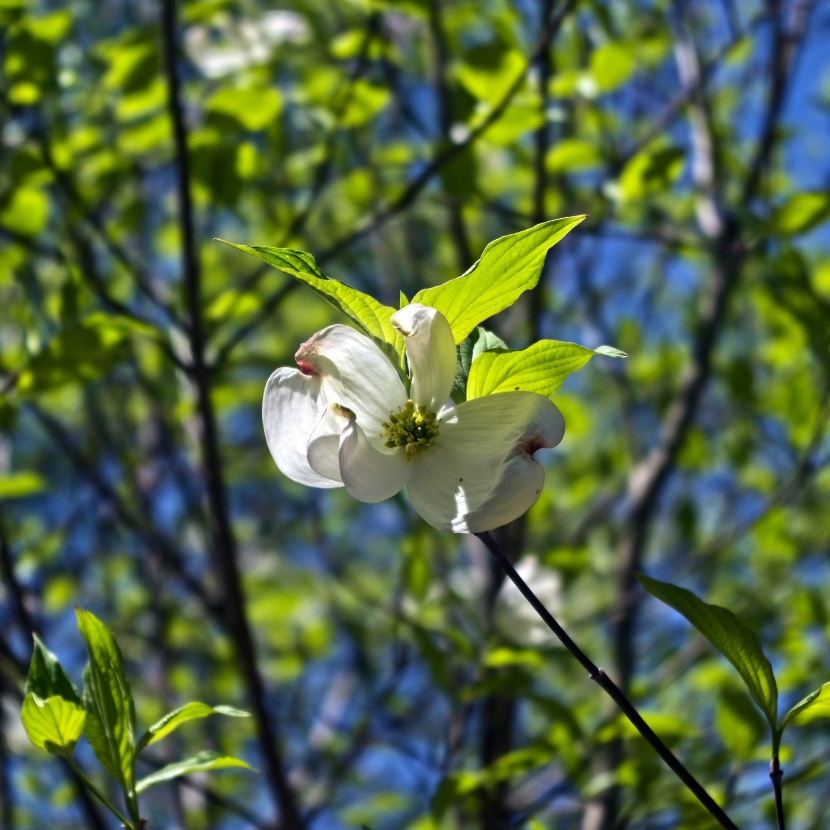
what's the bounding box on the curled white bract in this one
[262,304,565,533]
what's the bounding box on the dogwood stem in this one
[67,759,134,829]
[474,530,739,830]
[770,756,786,830]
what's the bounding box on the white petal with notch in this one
[295,324,407,437]
[407,392,564,532]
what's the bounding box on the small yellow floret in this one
[382,400,439,459]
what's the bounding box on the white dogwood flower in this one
[263,304,565,533]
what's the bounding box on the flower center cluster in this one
[382,400,439,459]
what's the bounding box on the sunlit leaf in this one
[467,339,626,400]
[598,710,697,742]
[82,312,160,339]
[412,217,586,344]
[340,80,390,128]
[0,187,49,236]
[716,686,766,760]
[101,37,158,92]
[767,193,830,236]
[0,471,46,499]
[76,609,137,798]
[21,693,85,758]
[450,326,508,403]
[216,241,405,367]
[136,702,250,752]
[547,139,603,173]
[17,313,158,395]
[23,11,72,44]
[135,750,253,794]
[618,145,684,201]
[590,42,637,92]
[207,85,282,131]
[25,635,80,704]
[781,682,830,729]
[638,574,778,729]
[456,43,524,104]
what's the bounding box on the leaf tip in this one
[595,345,628,358]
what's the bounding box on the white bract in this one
[263,304,565,533]
[184,12,310,78]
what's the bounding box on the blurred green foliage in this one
[1,0,829,829]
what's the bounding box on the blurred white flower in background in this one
[446,546,564,646]
[494,556,563,646]
[184,11,310,79]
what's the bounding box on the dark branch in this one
[475,531,740,830]
[159,1,304,826]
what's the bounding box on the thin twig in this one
[741,0,816,205]
[474,531,740,830]
[319,0,577,264]
[206,13,381,321]
[213,0,578,366]
[158,1,304,827]
[0,516,38,640]
[34,128,186,331]
[27,402,220,616]
[428,0,473,273]
[282,12,382,246]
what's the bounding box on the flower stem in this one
[67,760,134,829]
[770,756,786,830]
[474,531,739,830]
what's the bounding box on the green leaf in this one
[546,139,603,173]
[76,609,137,798]
[0,471,46,499]
[450,326,508,404]
[0,187,49,236]
[638,574,778,730]
[82,312,160,340]
[216,241,405,368]
[207,86,282,132]
[21,693,85,758]
[781,682,830,730]
[471,327,508,360]
[340,80,390,128]
[412,217,586,344]
[589,42,636,93]
[456,43,525,105]
[137,702,250,753]
[21,11,73,44]
[618,145,684,202]
[101,37,158,93]
[593,345,628,358]
[451,338,474,405]
[135,750,253,795]
[767,193,830,236]
[25,635,81,704]
[17,315,136,395]
[467,339,626,400]
[716,686,766,760]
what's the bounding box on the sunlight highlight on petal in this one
[408,392,564,531]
